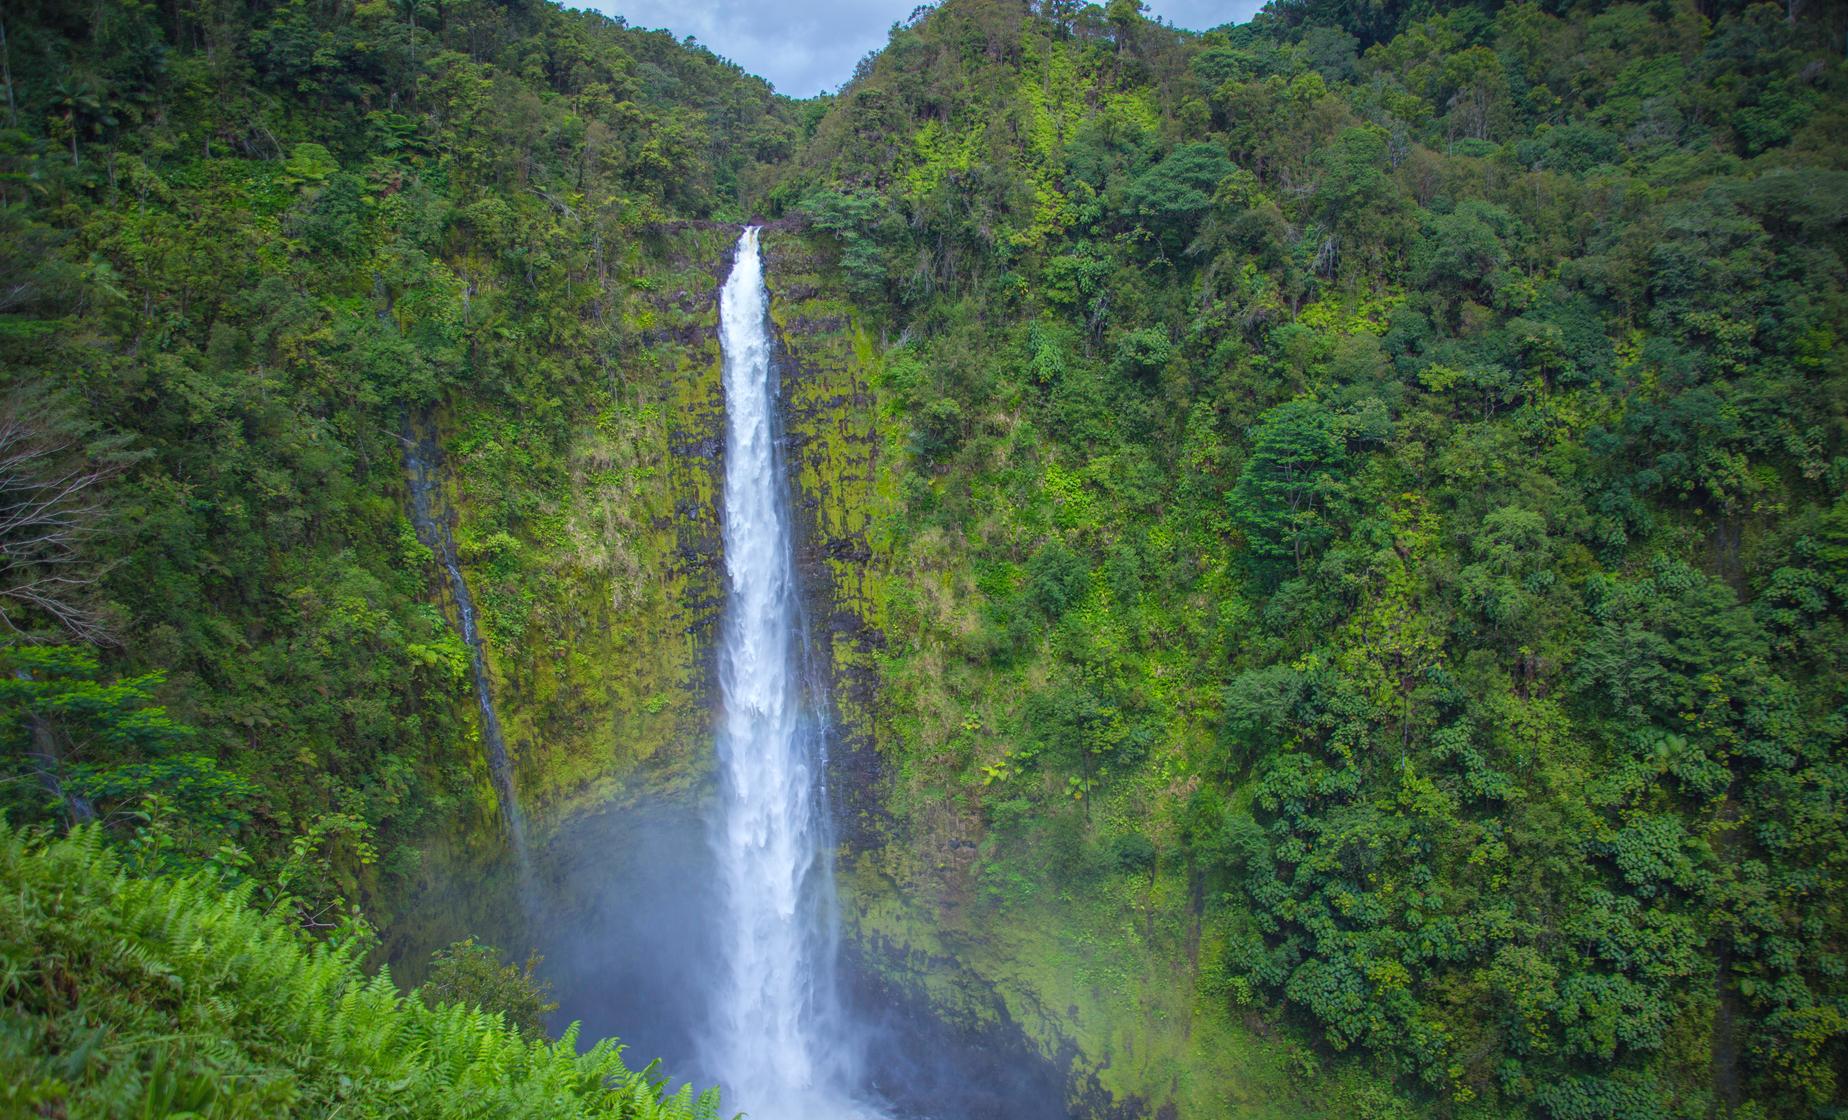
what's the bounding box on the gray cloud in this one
[1145,0,1265,32]
[590,1,1266,98]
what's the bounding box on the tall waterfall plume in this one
[704,227,878,1119]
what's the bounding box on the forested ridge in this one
[772,2,1848,1115]
[1,0,787,1110]
[0,0,789,884]
[2,0,1846,1117]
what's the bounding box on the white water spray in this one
[705,227,880,1119]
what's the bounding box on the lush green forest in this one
[0,0,786,1109]
[2,0,1846,1116]
[773,2,1848,1115]
[0,821,722,1116]
[0,0,789,892]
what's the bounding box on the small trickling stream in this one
[402,421,529,871]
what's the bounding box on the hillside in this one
[0,822,721,1117]
[0,0,790,905]
[766,0,1848,1115]
[1,0,1846,1117]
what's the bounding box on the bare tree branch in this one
[0,392,117,644]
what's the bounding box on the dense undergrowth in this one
[0,822,720,1118]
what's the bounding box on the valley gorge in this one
[2,1,1846,1118]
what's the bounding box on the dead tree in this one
[0,396,114,644]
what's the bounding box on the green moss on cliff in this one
[418,230,738,842]
[763,227,1365,1118]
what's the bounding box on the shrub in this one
[1110,831,1157,877]
[422,937,559,1040]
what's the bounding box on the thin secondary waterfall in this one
[403,426,530,870]
[705,228,875,1119]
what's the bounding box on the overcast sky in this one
[588,1,1267,98]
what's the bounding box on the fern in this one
[0,822,726,1119]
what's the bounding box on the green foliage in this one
[1025,538,1090,619]
[798,188,907,301]
[1411,201,1512,312]
[1111,327,1174,380]
[779,0,1848,1115]
[0,822,721,1118]
[1228,397,1348,578]
[422,938,559,1041]
[5,0,1848,1115]
[0,645,188,756]
[282,142,340,184]
[1125,142,1234,252]
[911,395,967,464]
[1108,830,1156,876]
[0,0,795,906]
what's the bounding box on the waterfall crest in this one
[705,227,878,1119]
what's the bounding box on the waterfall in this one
[705,228,878,1119]
[403,424,530,870]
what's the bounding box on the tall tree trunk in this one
[0,18,17,129]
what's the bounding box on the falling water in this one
[403,424,530,871]
[705,227,877,1119]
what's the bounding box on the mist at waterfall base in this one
[492,798,1070,1120]
[394,229,1070,1120]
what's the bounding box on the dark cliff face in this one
[468,226,737,823]
[660,233,734,710]
[761,233,1109,1120]
[757,234,1175,1120]
[765,237,893,858]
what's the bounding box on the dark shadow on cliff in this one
[844,940,1075,1120]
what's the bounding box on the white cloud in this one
[589,0,1266,98]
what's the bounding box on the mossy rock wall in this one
[384,227,734,950]
[515,235,720,814]
[763,233,892,856]
[465,226,732,823]
[760,232,1395,1120]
